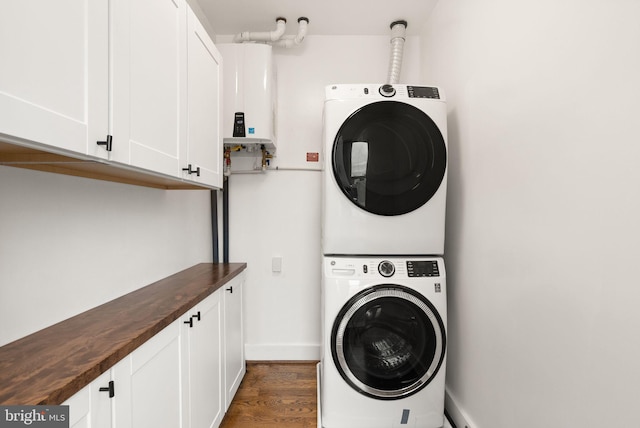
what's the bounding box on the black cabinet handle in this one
[182,164,200,176]
[192,311,201,322]
[97,135,113,152]
[184,318,194,328]
[226,286,233,294]
[99,380,115,398]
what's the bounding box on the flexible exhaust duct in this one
[387,20,407,84]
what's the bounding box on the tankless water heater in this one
[217,43,277,150]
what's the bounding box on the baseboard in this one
[445,388,477,428]
[244,343,321,360]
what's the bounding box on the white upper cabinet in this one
[0,0,223,189]
[109,0,188,178]
[182,7,223,188]
[0,0,109,158]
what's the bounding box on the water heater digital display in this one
[233,112,245,137]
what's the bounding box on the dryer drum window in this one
[332,101,447,216]
[331,285,446,400]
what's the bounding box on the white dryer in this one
[322,84,448,256]
[320,255,447,428]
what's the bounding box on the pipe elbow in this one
[273,17,309,48]
[233,18,287,43]
[295,17,309,44]
[270,18,287,41]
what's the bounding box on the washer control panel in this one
[407,260,440,277]
[326,257,443,279]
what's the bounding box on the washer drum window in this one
[331,285,446,400]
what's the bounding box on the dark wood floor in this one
[220,361,318,428]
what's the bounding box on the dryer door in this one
[332,101,446,216]
[331,285,446,400]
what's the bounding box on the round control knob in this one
[379,84,396,97]
[378,260,395,277]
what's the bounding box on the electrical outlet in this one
[272,256,282,273]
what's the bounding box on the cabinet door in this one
[0,0,108,158]
[63,370,112,428]
[110,0,187,177]
[182,290,224,428]
[223,274,246,410]
[114,321,183,428]
[182,7,223,188]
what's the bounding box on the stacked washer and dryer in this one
[320,83,449,428]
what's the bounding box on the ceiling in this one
[198,0,440,37]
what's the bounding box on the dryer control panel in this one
[407,86,440,99]
[325,84,445,102]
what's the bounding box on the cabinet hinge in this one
[97,135,113,152]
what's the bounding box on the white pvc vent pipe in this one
[234,17,287,43]
[233,17,309,48]
[273,17,309,48]
[387,20,407,84]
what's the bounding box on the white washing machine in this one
[322,84,448,256]
[320,255,447,428]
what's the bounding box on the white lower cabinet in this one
[63,279,245,428]
[182,290,224,428]
[114,321,183,428]
[223,274,246,411]
[63,365,118,428]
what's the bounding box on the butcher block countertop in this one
[0,262,247,405]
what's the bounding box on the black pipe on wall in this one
[210,189,219,263]
[223,176,229,263]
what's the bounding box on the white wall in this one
[0,166,213,347]
[420,1,640,427]
[222,35,422,359]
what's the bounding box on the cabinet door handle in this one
[97,135,113,152]
[182,164,201,176]
[226,286,233,294]
[184,318,194,328]
[99,380,115,398]
[192,311,201,322]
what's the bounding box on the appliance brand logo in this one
[0,406,68,427]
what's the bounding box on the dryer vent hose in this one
[387,20,407,85]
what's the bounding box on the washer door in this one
[332,101,447,216]
[331,285,446,400]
